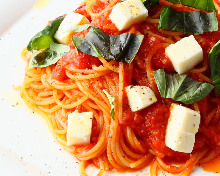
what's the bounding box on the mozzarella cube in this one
[109,0,148,31]
[165,125,195,153]
[54,12,89,44]
[169,104,200,133]
[126,86,157,112]
[165,104,200,153]
[66,110,93,146]
[165,35,203,74]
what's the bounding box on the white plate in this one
[0,0,217,175]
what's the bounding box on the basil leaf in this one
[208,40,220,93]
[153,69,214,104]
[29,43,70,68]
[69,24,92,32]
[27,17,65,51]
[72,36,83,54]
[72,27,144,63]
[158,6,218,35]
[103,90,115,120]
[142,0,159,9]
[166,0,216,12]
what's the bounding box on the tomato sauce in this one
[52,34,101,81]
[74,4,91,21]
[90,0,119,34]
[202,154,220,173]
[53,0,220,163]
[90,0,106,14]
[53,46,101,81]
[214,0,220,7]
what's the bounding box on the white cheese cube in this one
[54,12,89,44]
[165,104,200,153]
[126,86,157,112]
[165,35,203,74]
[165,125,195,153]
[109,0,148,31]
[66,110,93,146]
[169,104,200,133]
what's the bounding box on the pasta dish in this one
[20,0,220,175]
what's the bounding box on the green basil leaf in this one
[71,36,83,54]
[153,69,214,104]
[68,24,92,32]
[29,43,70,68]
[103,90,115,120]
[158,6,218,35]
[27,16,65,51]
[72,27,144,63]
[208,40,220,93]
[143,0,159,9]
[166,0,216,12]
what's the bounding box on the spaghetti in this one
[20,0,220,175]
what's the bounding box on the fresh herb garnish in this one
[208,40,220,93]
[68,24,92,32]
[165,0,216,12]
[103,90,115,120]
[72,26,144,63]
[153,69,214,104]
[27,16,65,51]
[29,43,70,69]
[142,0,159,9]
[158,6,218,35]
